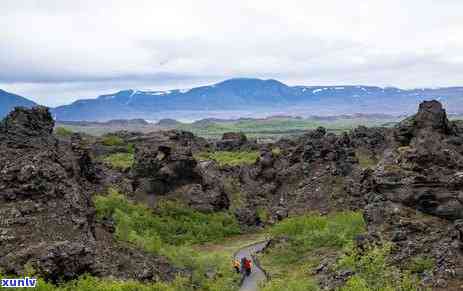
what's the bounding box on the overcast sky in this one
[1,0,463,106]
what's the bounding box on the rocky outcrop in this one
[0,107,96,280]
[0,107,175,282]
[215,132,257,151]
[131,130,228,212]
[349,100,463,287]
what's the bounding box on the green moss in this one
[194,151,259,167]
[102,153,134,170]
[101,135,125,146]
[54,127,74,137]
[223,177,246,211]
[256,206,270,223]
[271,147,282,156]
[355,149,378,169]
[337,244,423,291]
[407,256,434,274]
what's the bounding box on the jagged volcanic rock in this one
[0,107,175,282]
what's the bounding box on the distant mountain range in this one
[2,78,463,121]
[0,89,37,117]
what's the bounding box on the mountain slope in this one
[49,78,463,121]
[0,89,38,118]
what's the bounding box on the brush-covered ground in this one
[56,115,400,140]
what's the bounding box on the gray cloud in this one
[1,0,463,106]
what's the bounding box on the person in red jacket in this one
[243,257,252,276]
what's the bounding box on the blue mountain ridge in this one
[2,78,463,121]
[0,89,37,117]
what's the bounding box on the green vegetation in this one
[56,116,400,139]
[95,189,241,247]
[91,188,243,290]
[194,151,259,167]
[407,256,434,274]
[337,244,421,291]
[54,127,74,137]
[260,277,319,291]
[101,135,125,146]
[259,212,366,290]
[223,177,246,211]
[102,153,134,170]
[355,149,378,169]
[178,117,399,139]
[256,206,270,224]
[271,147,282,156]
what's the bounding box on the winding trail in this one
[234,241,269,291]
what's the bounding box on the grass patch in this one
[101,135,125,146]
[93,189,243,290]
[407,256,434,274]
[102,153,134,170]
[54,127,74,137]
[194,151,259,167]
[95,189,242,247]
[271,147,282,156]
[259,212,366,290]
[256,206,270,224]
[337,243,422,291]
[223,177,246,211]
[355,149,378,169]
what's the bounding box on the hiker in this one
[233,259,241,274]
[240,257,246,274]
[243,257,252,276]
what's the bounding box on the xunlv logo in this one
[1,277,37,288]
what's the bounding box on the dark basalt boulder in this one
[131,130,229,211]
[348,100,463,287]
[0,107,175,282]
[0,107,96,280]
[216,131,257,151]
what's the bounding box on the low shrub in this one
[101,135,125,146]
[337,243,422,291]
[407,256,434,274]
[269,212,366,258]
[194,151,259,167]
[102,153,134,170]
[94,190,241,248]
[54,127,73,137]
[93,189,242,290]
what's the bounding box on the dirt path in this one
[234,241,269,291]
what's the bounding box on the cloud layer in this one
[1,0,463,106]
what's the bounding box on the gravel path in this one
[234,241,269,291]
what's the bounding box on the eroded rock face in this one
[0,107,96,280]
[132,130,229,211]
[0,107,175,282]
[349,100,463,287]
[216,131,257,151]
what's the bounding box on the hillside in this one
[51,78,463,121]
[4,101,463,290]
[0,89,37,118]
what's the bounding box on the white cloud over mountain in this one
[1,0,463,106]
